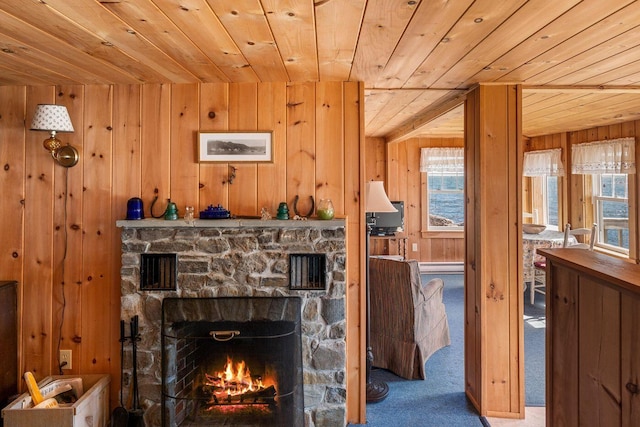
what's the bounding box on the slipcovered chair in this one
[369,257,451,380]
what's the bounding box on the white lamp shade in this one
[30,104,74,133]
[365,181,397,213]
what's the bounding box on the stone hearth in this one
[116,218,347,427]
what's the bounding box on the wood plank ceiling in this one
[1,0,640,141]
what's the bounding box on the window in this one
[427,173,464,229]
[594,173,629,254]
[420,147,464,231]
[523,149,565,230]
[571,137,636,256]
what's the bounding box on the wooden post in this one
[464,84,525,418]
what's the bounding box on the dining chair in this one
[530,223,597,304]
[563,223,598,250]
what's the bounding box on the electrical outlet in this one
[412,243,418,252]
[60,350,72,370]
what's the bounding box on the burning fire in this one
[202,356,276,406]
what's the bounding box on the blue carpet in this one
[349,274,545,426]
[524,295,546,406]
[349,274,483,426]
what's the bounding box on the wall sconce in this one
[30,104,78,168]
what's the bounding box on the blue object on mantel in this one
[200,204,231,219]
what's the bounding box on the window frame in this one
[592,173,630,255]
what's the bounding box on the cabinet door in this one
[621,296,640,427]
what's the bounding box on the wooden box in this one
[2,374,110,427]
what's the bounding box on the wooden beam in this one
[385,89,470,143]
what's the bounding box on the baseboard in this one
[419,261,464,274]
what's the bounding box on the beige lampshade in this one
[30,104,75,133]
[365,181,397,213]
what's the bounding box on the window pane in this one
[599,175,613,197]
[598,199,629,249]
[546,176,558,227]
[427,175,464,227]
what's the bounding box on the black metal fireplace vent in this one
[140,253,177,291]
[289,253,326,290]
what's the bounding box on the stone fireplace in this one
[117,218,347,427]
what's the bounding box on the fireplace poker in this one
[128,315,144,426]
[110,320,129,427]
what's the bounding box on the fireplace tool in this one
[128,315,144,426]
[110,320,129,427]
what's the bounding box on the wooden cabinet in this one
[538,249,640,427]
[0,281,18,419]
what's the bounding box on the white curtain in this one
[571,137,636,174]
[523,148,565,177]
[420,147,464,173]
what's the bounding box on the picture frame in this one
[198,131,273,163]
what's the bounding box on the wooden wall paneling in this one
[621,296,640,426]
[463,84,524,417]
[52,85,85,376]
[479,84,517,414]
[464,87,481,410]
[228,83,258,216]
[81,85,113,374]
[110,84,140,404]
[0,86,25,392]
[343,81,365,423]
[547,265,579,426]
[0,86,26,283]
[141,84,171,218]
[405,138,421,258]
[170,84,200,213]
[578,278,621,425]
[22,86,56,380]
[315,81,345,210]
[286,83,316,210]
[257,82,287,214]
[199,83,229,211]
[364,137,386,182]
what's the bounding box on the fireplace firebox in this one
[162,297,304,427]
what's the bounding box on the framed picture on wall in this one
[198,131,273,163]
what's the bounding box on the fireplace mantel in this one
[116,218,345,229]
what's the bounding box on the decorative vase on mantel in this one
[316,199,335,220]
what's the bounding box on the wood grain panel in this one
[344,81,365,422]
[228,83,258,216]
[52,85,85,376]
[315,0,365,81]
[22,86,56,380]
[621,296,640,427]
[103,0,227,83]
[578,278,621,425]
[315,82,344,209]
[286,83,316,209]
[151,0,257,82]
[257,82,287,213]
[110,85,140,398]
[199,83,230,210]
[81,85,113,374]
[141,84,171,218]
[548,264,580,426]
[0,86,25,282]
[207,0,288,82]
[170,84,200,213]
